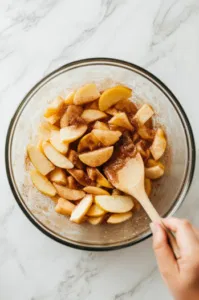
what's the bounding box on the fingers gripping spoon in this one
[105,153,180,259]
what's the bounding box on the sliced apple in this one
[38,122,59,140]
[60,105,84,128]
[138,126,155,141]
[67,169,92,186]
[67,149,84,169]
[42,141,73,169]
[134,104,154,126]
[115,99,137,114]
[60,125,87,143]
[44,96,65,118]
[99,85,132,111]
[87,216,104,225]
[27,145,55,175]
[145,178,152,196]
[49,168,68,185]
[87,167,113,188]
[37,139,45,153]
[105,108,118,116]
[53,183,85,201]
[107,211,133,224]
[145,165,165,180]
[55,198,75,216]
[50,130,69,154]
[87,204,105,217]
[74,83,100,105]
[136,141,150,159]
[93,121,109,130]
[77,132,100,152]
[150,128,167,160]
[30,169,56,196]
[92,129,121,146]
[70,195,93,223]
[83,186,110,195]
[79,146,113,167]
[85,99,99,110]
[45,113,62,125]
[95,195,134,213]
[67,176,80,189]
[81,109,107,123]
[64,91,75,105]
[146,159,163,168]
[109,124,126,133]
[109,112,133,131]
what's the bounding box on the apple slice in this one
[99,86,132,111]
[105,107,118,116]
[95,195,134,213]
[45,113,62,125]
[50,130,69,154]
[115,99,137,114]
[138,126,155,141]
[44,96,65,118]
[93,121,109,130]
[74,83,100,105]
[27,145,55,175]
[67,150,84,169]
[64,91,75,105]
[60,105,84,128]
[30,169,56,196]
[53,183,85,201]
[77,132,100,152]
[49,168,68,185]
[92,129,121,146]
[87,167,113,188]
[79,146,113,167]
[38,122,59,140]
[134,104,154,126]
[83,186,110,195]
[145,165,165,179]
[109,112,133,131]
[87,204,105,217]
[85,99,99,110]
[107,211,133,224]
[67,176,80,189]
[42,141,73,169]
[150,128,167,160]
[87,216,104,225]
[81,109,107,123]
[60,125,87,143]
[70,195,93,223]
[145,178,152,196]
[55,198,75,216]
[67,169,92,186]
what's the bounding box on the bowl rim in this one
[5,57,196,251]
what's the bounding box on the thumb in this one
[150,222,178,279]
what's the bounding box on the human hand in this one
[151,218,199,300]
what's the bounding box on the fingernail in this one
[150,222,160,234]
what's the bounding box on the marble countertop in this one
[1,0,199,299]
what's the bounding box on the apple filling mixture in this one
[27,83,167,225]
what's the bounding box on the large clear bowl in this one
[5,58,195,250]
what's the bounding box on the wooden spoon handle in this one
[139,196,180,259]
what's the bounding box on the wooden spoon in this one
[105,152,180,259]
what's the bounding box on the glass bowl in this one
[5,58,195,251]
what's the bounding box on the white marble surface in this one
[1,0,199,299]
